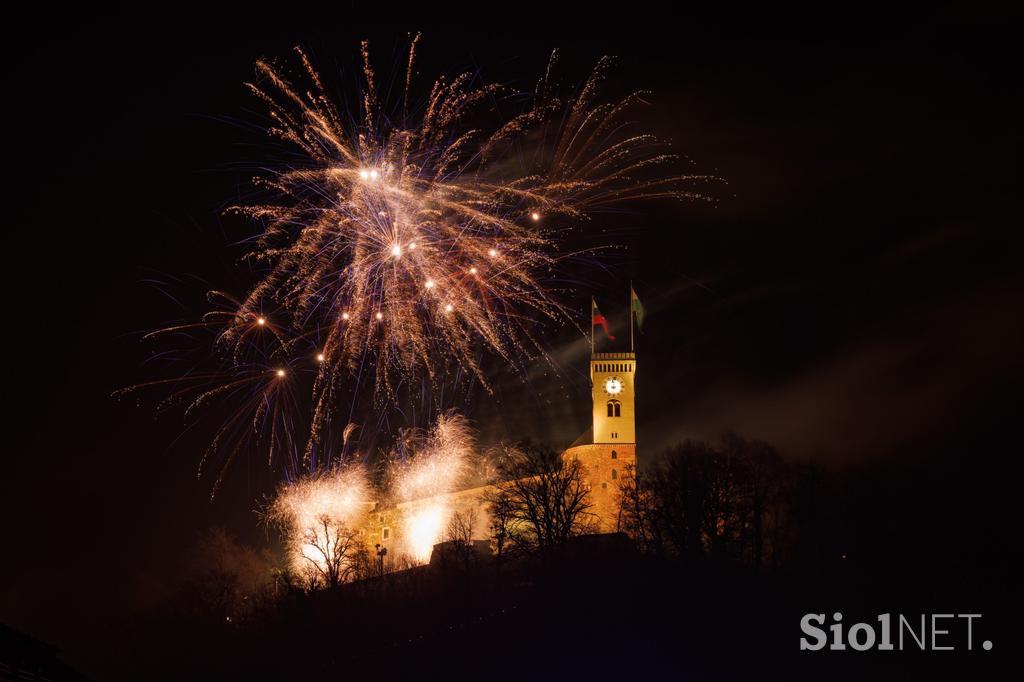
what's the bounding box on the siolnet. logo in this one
[800,613,993,652]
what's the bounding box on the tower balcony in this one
[592,351,636,360]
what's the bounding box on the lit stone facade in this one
[562,442,636,532]
[365,485,493,569]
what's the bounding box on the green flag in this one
[630,287,645,331]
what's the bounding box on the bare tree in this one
[177,528,276,623]
[299,515,369,588]
[618,464,664,554]
[698,440,747,560]
[619,435,792,569]
[440,508,479,570]
[652,441,712,558]
[487,445,596,553]
[725,433,784,571]
[484,486,517,559]
[445,508,477,547]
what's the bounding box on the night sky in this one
[3,3,1020,668]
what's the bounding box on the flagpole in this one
[629,282,634,353]
[590,296,595,358]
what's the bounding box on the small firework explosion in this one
[268,463,371,585]
[403,503,449,563]
[387,412,475,501]
[385,412,477,561]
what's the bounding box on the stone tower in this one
[563,349,637,531]
[591,352,637,444]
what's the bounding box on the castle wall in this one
[563,443,636,532]
[363,485,494,568]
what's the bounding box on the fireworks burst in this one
[123,35,713,490]
[236,38,710,459]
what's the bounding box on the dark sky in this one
[3,2,1021,664]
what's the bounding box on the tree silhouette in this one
[298,516,370,588]
[486,444,596,553]
[620,434,790,568]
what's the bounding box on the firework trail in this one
[123,36,713,491]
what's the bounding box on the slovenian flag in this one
[592,298,615,340]
[630,286,645,331]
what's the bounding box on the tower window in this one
[611,469,618,480]
[611,450,617,459]
[607,400,620,417]
[382,527,390,541]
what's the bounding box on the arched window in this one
[611,469,618,480]
[607,400,621,417]
[611,450,617,459]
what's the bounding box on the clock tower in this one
[591,351,636,444]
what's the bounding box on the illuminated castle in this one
[364,298,639,563]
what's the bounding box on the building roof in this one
[568,426,593,449]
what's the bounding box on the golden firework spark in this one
[385,412,478,562]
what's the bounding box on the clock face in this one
[604,377,623,395]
